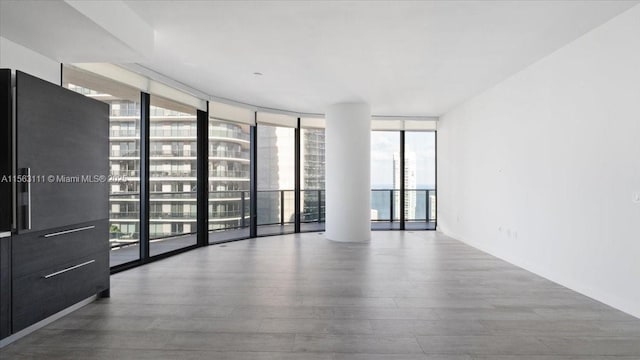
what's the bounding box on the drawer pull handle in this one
[44,225,96,238]
[43,260,95,279]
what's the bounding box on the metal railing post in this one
[241,191,246,228]
[317,189,322,223]
[280,190,285,226]
[389,190,394,223]
[426,190,430,223]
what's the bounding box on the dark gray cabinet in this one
[0,69,12,340]
[15,71,109,233]
[0,69,11,232]
[12,220,109,331]
[0,234,11,339]
[1,70,110,340]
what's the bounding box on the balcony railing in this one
[110,192,139,200]
[110,169,140,177]
[110,129,138,137]
[256,190,295,226]
[150,170,197,177]
[209,190,250,230]
[150,129,197,137]
[150,212,197,219]
[301,189,325,223]
[110,211,139,219]
[371,189,437,223]
[209,129,250,141]
[150,149,197,157]
[209,150,250,159]
[210,170,249,178]
[150,191,197,200]
[111,149,249,158]
[111,109,139,117]
[209,190,247,200]
[108,188,436,251]
[110,150,139,157]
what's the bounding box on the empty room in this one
[0,0,639,359]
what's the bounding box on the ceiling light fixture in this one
[253,72,263,76]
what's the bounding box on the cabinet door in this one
[15,71,109,233]
[0,69,11,232]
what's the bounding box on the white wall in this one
[438,4,640,318]
[0,36,60,84]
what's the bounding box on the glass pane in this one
[370,131,400,229]
[63,67,141,267]
[149,96,198,255]
[405,131,437,229]
[300,128,325,232]
[257,124,295,236]
[208,118,251,243]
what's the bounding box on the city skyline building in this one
[301,128,326,223]
[393,151,417,220]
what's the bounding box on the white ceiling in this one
[0,0,144,63]
[2,0,638,116]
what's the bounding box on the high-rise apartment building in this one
[393,151,417,220]
[301,128,326,222]
[208,119,251,231]
[66,75,253,250]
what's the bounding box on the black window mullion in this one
[139,92,150,261]
[400,130,405,230]
[249,116,257,238]
[196,104,209,247]
[294,118,301,233]
[434,130,438,229]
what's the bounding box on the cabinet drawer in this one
[12,220,108,278]
[12,252,109,332]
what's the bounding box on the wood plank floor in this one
[2,231,640,359]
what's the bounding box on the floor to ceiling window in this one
[370,131,401,230]
[370,128,437,230]
[256,114,296,236]
[148,96,198,256]
[63,66,142,267]
[208,115,252,242]
[405,131,437,229]
[300,120,326,232]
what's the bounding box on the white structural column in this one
[325,103,371,242]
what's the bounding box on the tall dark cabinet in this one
[0,69,110,341]
[0,69,12,340]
